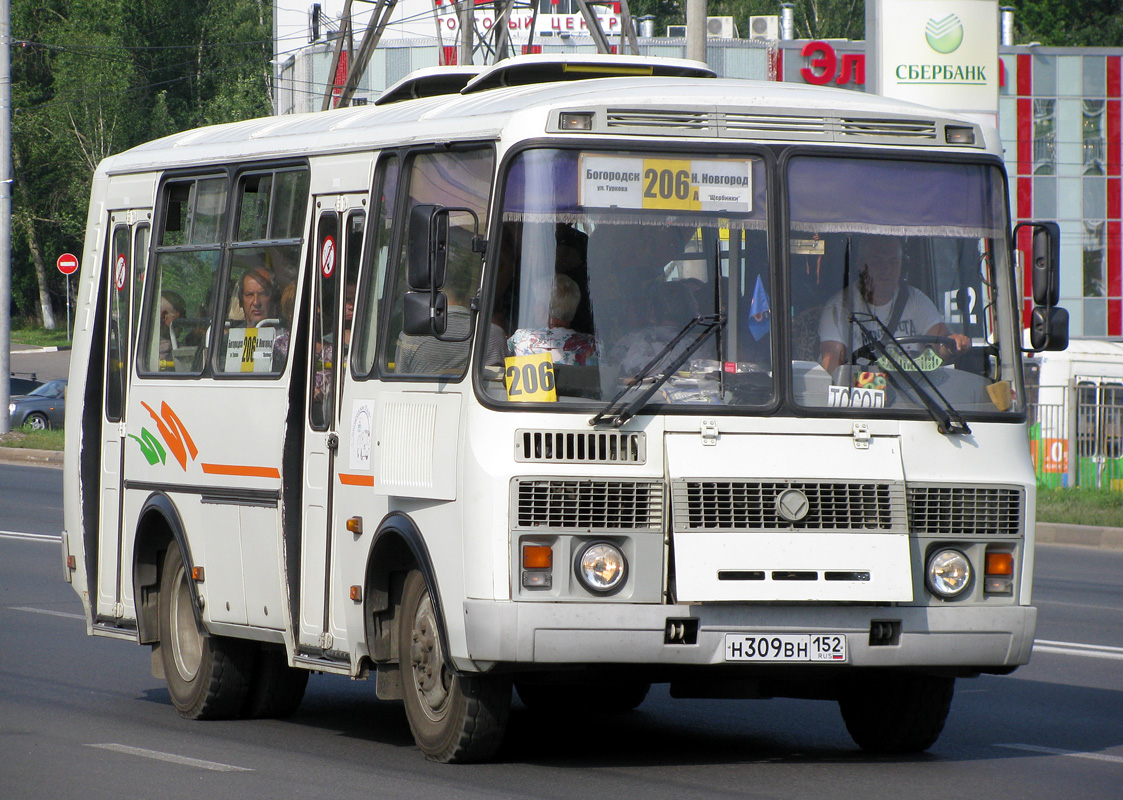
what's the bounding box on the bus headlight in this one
[574,541,627,594]
[926,548,972,599]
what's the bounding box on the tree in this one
[9,0,274,326]
[1009,0,1123,47]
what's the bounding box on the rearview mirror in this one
[406,204,448,292]
[1029,305,1069,352]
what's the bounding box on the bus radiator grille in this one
[671,480,906,532]
[512,478,663,530]
[907,484,1023,536]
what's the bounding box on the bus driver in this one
[818,236,970,374]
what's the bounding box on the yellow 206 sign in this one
[579,154,752,213]
[504,353,557,403]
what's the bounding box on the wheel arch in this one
[363,511,455,672]
[133,491,200,644]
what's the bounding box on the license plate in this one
[724,633,847,663]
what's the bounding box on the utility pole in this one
[0,0,12,434]
[685,0,707,64]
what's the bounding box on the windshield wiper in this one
[850,313,970,436]
[590,313,726,428]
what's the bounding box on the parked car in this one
[8,375,43,397]
[9,378,67,430]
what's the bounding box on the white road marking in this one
[12,606,85,621]
[1034,639,1123,661]
[87,743,253,772]
[996,743,1123,765]
[0,530,60,543]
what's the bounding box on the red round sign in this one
[57,253,79,275]
[320,236,337,279]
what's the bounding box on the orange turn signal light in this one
[191,566,206,582]
[985,552,1014,576]
[523,544,553,570]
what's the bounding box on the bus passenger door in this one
[298,199,365,652]
[96,214,150,624]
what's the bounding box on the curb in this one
[0,446,64,467]
[1036,522,1123,551]
[10,344,72,353]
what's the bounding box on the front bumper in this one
[461,600,1036,672]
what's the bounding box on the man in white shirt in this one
[818,236,970,374]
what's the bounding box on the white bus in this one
[62,54,1066,762]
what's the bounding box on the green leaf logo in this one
[925,14,964,54]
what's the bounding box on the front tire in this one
[399,570,511,763]
[25,412,49,431]
[838,672,955,753]
[158,545,253,720]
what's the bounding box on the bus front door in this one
[298,200,365,655]
[95,214,150,626]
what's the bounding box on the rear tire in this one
[838,672,955,753]
[399,570,511,763]
[242,645,309,719]
[158,545,253,720]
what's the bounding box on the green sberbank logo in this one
[925,13,964,54]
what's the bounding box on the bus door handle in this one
[327,433,339,452]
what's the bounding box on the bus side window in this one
[138,178,227,375]
[214,168,309,376]
[382,147,494,378]
[353,155,400,378]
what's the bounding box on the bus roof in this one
[100,58,997,176]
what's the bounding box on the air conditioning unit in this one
[706,16,738,38]
[749,15,779,41]
[667,24,687,37]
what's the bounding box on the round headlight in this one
[926,549,972,598]
[574,542,627,594]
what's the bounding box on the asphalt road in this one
[1,462,1121,799]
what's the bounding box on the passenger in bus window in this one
[818,236,970,375]
[158,291,186,370]
[395,263,476,375]
[508,274,597,366]
[238,266,279,327]
[608,279,699,377]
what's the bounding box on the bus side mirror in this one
[402,290,448,336]
[1030,306,1069,352]
[1016,221,1067,353]
[1027,222,1060,306]
[407,204,449,292]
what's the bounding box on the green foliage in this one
[1037,487,1123,528]
[0,427,66,451]
[9,0,273,323]
[1008,0,1123,47]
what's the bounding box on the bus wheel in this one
[515,680,650,713]
[158,545,252,720]
[242,646,309,719]
[399,570,511,763]
[837,672,955,753]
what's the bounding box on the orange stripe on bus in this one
[200,463,281,479]
[338,473,375,487]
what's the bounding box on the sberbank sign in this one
[870,0,998,118]
[893,12,988,85]
[895,64,987,84]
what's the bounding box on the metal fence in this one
[1025,381,1123,489]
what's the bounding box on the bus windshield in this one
[483,147,1020,419]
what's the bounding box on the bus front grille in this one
[513,478,663,530]
[672,480,906,532]
[907,485,1023,536]
[515,429,646,465]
